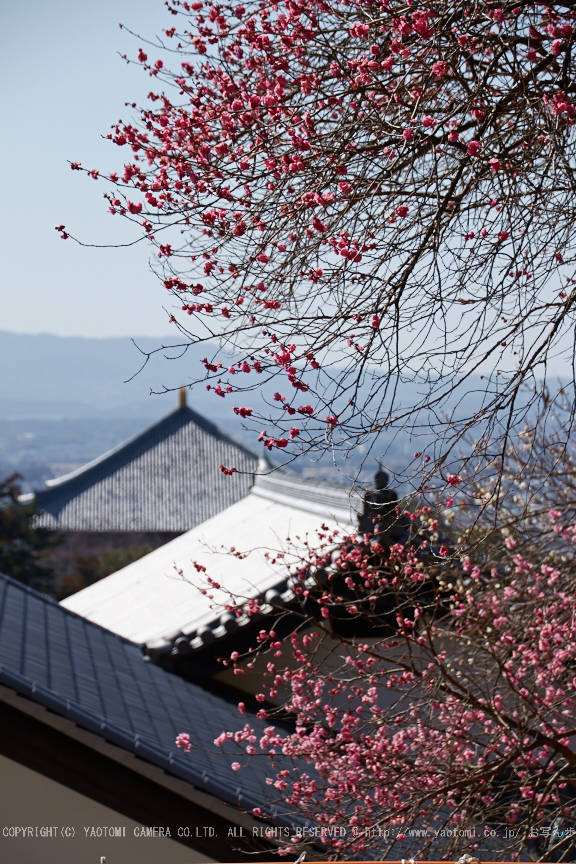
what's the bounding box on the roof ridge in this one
[256,455,367,491]
[252,456,364,523]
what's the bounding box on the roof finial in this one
[179,387,187,408]
[375,461,389,490]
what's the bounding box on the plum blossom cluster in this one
[68,0,576,475]
[184,504,576,860]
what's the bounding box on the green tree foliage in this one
[0,474,59,591]
[57,544,152,600]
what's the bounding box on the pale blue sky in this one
[0,0,176,338]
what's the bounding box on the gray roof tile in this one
[0,571,288,815]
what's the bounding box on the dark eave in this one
[0,683,275,861]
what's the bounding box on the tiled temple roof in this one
[24,403,258,532]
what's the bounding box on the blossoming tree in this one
[66,0,576,474]
[61,2,576,853]
[179,497,576,861]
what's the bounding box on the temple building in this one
[23,389,257,533]
[20,390,259,595]
[60,458,408,721]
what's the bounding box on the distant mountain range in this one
[0,330,547,493]
[0,330,226,421]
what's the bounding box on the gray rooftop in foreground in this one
[26,403,258,533]
[0,571,283,816]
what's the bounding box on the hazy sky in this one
[0,3,570,378]
[1,0,177,338]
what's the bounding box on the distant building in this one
[20,390,258,595]
[23,389,257,533]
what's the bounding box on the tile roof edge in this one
[145,572,291,652]
[0,572,144,649]
[0,664,251,811]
